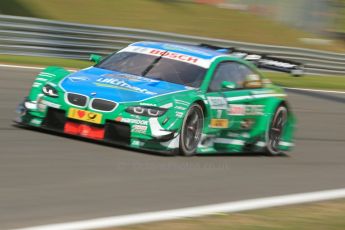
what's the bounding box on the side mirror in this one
[89,54,103,64]
[221,81,236,90]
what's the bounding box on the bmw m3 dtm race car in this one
[16,41,301,156]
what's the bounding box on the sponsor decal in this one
[210,119,229,128]
[119,46,211,68]
[175,111,184,118]
[228,104,246,115]
[39,72,56,77]
[241,119,254,129]
[207,97,227,109]
[36,77,48,82]
[246,105,264,115]
[47,82,57,87]
[101,73,157,82]
[175,100,190,106]
[64,122,105,139]
[116,117,148,125]
[32,82,41,88]
[216,109,223,118]
[149,49,199,64]
[161,44,213,57]
[174,105,187,111]
[132,125,147,134]
[95,77,157,95]
[68,76,89,82]
[38,72,55,78]
[160,103,173,109]
[228,105,264,116]
[68,108,102,124]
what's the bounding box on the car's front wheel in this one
[266,105,288,156]
[179,103,204,156]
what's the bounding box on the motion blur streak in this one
[1,63,344,94]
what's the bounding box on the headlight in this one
[42,84,58,97]
[126,106,167,117]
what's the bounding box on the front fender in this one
[28,66,71,102]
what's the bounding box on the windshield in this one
[96,52,206,87]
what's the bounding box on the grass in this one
[106,199,345,230]
[0,54,90,69]
[1,54,344,91]
[0,0,344,52]
[265,72,345,91]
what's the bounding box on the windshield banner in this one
[118,45,211,68]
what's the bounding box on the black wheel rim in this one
[269,108,287,153]
[183,108,202,152]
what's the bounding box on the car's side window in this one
[238,64,263,89]
[208,62,262,92]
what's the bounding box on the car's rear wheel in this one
[179,103,204,156]
[266,105,288,156]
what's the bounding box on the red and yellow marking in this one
[210,119,229,128]
[67,108,102,124]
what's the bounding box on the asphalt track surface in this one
[1,66,345,229]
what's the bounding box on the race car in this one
[15,41,299,156]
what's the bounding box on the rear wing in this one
[199,44,304,76]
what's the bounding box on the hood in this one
[60,67,191,102]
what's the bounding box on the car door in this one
[224,62,267,133]
[205,61,264,133]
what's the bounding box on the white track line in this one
[0,64,78,72]
[0,64,45,70]
[14,188,345,230]
[285,87,345,94]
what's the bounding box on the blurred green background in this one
[0,0,344,90]
[0,0,344,52]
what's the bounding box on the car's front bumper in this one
[15,101,180,154]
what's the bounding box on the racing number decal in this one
[207,97,229,128]
[217,109,223,118]
[210,119,228,128]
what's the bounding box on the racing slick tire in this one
[265,105,288,156]
[179,103,204,156]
